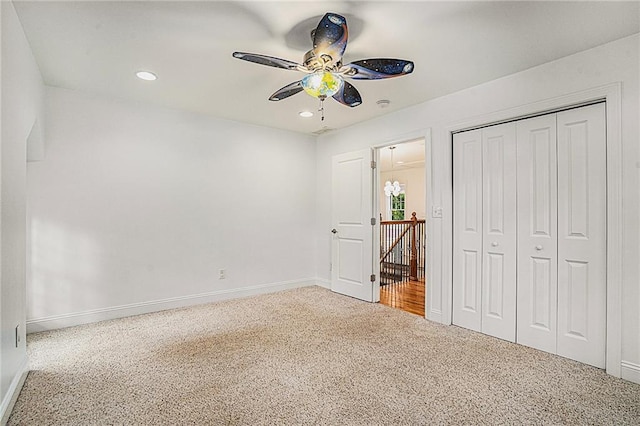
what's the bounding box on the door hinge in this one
[371,217,376,226]
[371,160,376,169]
[370,274,376,282]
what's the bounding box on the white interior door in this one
[453,130,483,332]
[331,149,374,302]
[516,113,559,354]
[556,103,606,368]
[481,123,517,342]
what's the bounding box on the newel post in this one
[410,212,418,280]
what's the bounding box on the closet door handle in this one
[491,242,499,247]
[535,245,543,251]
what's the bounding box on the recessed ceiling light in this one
[299,111,314,118]
[396,161,404,164]
[136,71,157,81]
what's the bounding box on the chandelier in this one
[384,146,403,197]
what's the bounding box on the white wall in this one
[26,87,317,331]
[380,167,426,221]
[1,0,45,419]
[316,34,640,383]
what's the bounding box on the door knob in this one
[331,229,338,234]
[535,245,543,251]
[491,242,499,247]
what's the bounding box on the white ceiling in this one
[379,139,425,172]
[13,1,639,135]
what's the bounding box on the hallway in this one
[380,279,425,317]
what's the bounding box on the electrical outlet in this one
[219,269,226,280]
[15,324,20,348]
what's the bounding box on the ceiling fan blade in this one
[332,81,362,107]
[232,52,301,71]
[269,81,304,101]
[312,13,348,66]
[341,59,414,80]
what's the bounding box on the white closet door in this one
[481,123,517,342]
[453,129,483,332]
[556,103,607,368]
[516,114,558,354]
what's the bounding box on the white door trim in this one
[439,83,623,377]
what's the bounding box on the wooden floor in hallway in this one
[380,279,425,317]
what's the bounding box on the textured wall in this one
[379,167,426,221]
[27,87,317,328]
[1,0,45,416]
[316,34,640,383]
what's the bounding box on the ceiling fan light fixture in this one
[301,71,344,99]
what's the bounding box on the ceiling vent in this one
[312,127,335,136]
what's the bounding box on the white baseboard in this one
[27,278,326,333]
[315,278,331,289]
[621,360,640,385]
[0,356,28,425]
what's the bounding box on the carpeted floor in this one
[8,286,640,425]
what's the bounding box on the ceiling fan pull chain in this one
[319,98,325,121]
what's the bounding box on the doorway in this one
[377,139,426,316]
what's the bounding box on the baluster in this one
[410,212,418,281]
[380,223,384,285]
[421,221,425,279]
[419,221,424,279]
[396,222,400,283]
[393,222,397,283]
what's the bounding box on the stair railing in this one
[380,212,426,285]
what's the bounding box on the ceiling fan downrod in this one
[318,96,327,121]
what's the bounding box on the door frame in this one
[438,83,623,376]
[372,129,432,309]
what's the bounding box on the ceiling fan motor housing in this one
[303,49,341,72]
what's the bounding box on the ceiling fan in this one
[232,12,414,118]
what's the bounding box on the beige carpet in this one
[8,286,640,425]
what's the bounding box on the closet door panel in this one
[556,103,606,368]
[516,114,558,354]
[453,130,483,332]
[481,123,517,342]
